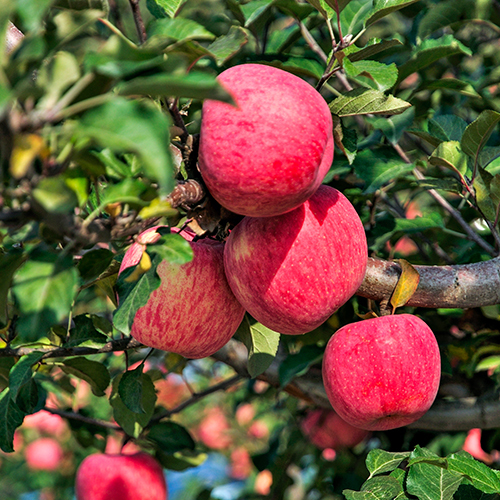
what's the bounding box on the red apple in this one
[75,452,167,500]
[229,447,253,480]
[224,185,367,335]
[300,409,370,450]
[23,410,68,438]
[462,428,495,464]
[322,314,441,431]
[120,227,245,359]
[25,437,64,471]
[199,63,333,217]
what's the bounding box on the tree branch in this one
[357,256,500,309]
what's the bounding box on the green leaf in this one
[16,378,44,414]
[102,178,148,206]
[118,365,146,414]
[77,249,115,284]
[236,316,280,378]
[398,35,472,84]
[393,213,445,233]
[110,372,156,438]
[148,233,194,265]
[461,110,500,162]
[424,78,481,99]
[0,389,26,453]
[156,449,207,471]
[278,345,323,387]
[448,451,500,494]
[369,107,415,145]
[32,177,79,213]
[429,141,469,177]
[206,26,249,66]
[344,476,403,500]
[332,115,357,164]
[430,115,469,142]
[417,0,475,40]
[12,252,79,341]
[148,17,214,41]
[346,39,403,63]
[67,315,108,347]
[16,0,53,32]
[147,421,196,453]
[340,0,373,35]
[352,149,415,194]
[406,462,464,500]
[113,253,162,335]
[474,168,497,222]
[9,352,45,402]
[329,88,411,117]
[36,51,81,110]
[240,0,273,27]
[366,0,421,27]
[343,59,398,92]
[146,0,187,18]
[60,357,111,397]
[366,449,411,478]
[77,98,174,195]
[117,72,234,104]
[0,249,26,325]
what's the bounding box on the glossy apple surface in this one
[322,314,441,431]
[301,409,370,450]
[120,227,245,359]
[199,63,333,217]
[75,452,167,500]
[224,185,367,334]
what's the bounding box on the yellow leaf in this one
[10,134,48,179]
[125,250,152,283]
[138,197,177,219]
[390,259,420,313]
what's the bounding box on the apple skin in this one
[223,185,367,335]
[199,63,333,217]
[120,227,245,359]
[300,409,370,450]
[75,452,167,500]
[322,314,441,431]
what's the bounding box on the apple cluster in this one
[118,64,441,443]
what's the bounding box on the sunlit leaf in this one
[366,449,411,478]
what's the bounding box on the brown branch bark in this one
[357,256,500,309]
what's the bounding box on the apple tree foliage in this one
[1,0,500,498]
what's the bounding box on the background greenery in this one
[1,0,500,498]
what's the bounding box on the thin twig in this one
[44,407,121,430]
[149,374,244,424]
[128,0,147,44]
[298,20,327,63]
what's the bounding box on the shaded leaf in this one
[398,35,472,84]
[474,168,497,222]
[146,0,187,18]
[461,110,500,162]
[9,352,45,402]
[147,421,196,453]
[156,449,207,471]
[118,365,146,414]
[60,357,111,397]
[0,249,26,325]
[67,314,108,347]
[206,26,249,66]
[0,389,26,453]
[369,107,415,145]
[77,249,115,284]
[278,345,323,387]
[429,141,469,178]
[110,372,156,438]
[406,462,464,500]
[424,78,480,99]
[344,59,398,92]
[148,17,214,41]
